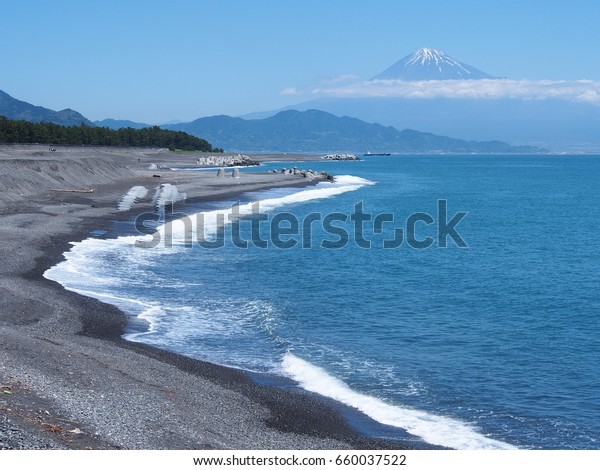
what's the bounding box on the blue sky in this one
[3,0,600,123]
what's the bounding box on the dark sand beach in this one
[0,145,414,450]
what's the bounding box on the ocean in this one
[44,154,600,450]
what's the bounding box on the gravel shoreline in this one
[0,145,419,450]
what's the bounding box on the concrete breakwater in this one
[321,154,360,161]
[272,166,334,182]
[197,154,259,167]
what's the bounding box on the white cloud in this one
[280,87,300,96]
[574,89,600,103]
[292,78,600,105]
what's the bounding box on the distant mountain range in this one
[0,89,92,127]
[164,109,543,153]
[247,97,600,151]
[373,48,498,81]
[0,87,554,153]
[93,119,191,129]
[94,118,150,129]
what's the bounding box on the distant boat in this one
[363,152,391,156]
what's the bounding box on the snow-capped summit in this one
[373,48,498,81]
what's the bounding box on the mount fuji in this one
[373,48,498,81]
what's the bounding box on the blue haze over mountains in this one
[162,109,542,153]
[263,97,600,151]
[2,48,599,152]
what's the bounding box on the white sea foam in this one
[45,175,374,335]
[66,287,156,310]
[153,175,375,246]
[281,353,517,450]
[127,305,166,337]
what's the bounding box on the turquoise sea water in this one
[46,155,600,449]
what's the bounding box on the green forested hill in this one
[0,116,220,152]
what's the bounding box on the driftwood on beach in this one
[50,188,96,193]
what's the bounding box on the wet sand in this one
[0,145,415,450]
